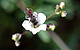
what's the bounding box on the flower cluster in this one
[55,2,67,17]
[12,33,22,47]
[12,2,67,47]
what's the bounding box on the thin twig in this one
[46,9,59,20]
[21,31,29,35]
[46,11,57,20]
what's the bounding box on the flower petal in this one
[22,20,32,30]
[22,20,47,35]
[31,24,47,35]
[37,13,46,24]
[22,20,40,35]
[30,28,40,35]
[37,24,47,31]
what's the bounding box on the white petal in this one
[31,28,40,35]
[32,24,47,35]
[22,20,32,30]
[22,20,47,35]
[37,24,47,31]
[37,13,46,24]
[22,20,40,35]
[30,24,47,35]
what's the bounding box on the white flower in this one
[12,33,22,41]
[61,11,67,17]
[22,13,47,35]
[60,2,65,9]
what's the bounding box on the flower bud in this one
[15,41,20,47]
[60,2,65,9]
[61,11,67,17]
[47,24,56,31]
[12,33,22,41]
[56,4,59,9]
[55,4,59,12]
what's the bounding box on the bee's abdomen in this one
[31,18,39,28]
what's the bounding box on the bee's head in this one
[25,8,33,14]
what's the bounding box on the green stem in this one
[49,31,70,50]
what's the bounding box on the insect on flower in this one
[22,8,47,35]
[25,8,39,28]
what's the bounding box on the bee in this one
[25,8,39,28]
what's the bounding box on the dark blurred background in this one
[0,0,80,50]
